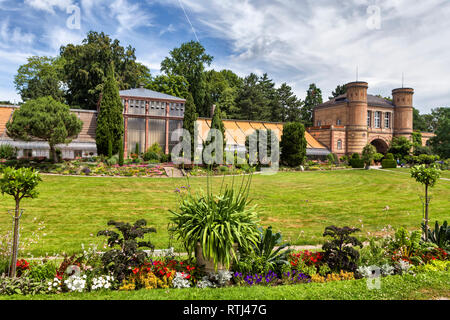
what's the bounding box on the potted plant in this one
[169,176,259,273]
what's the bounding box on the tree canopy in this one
[301,83,323,127]
[6,96,82,161]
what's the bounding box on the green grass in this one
[0,170,449,256]
[1,271,449,300]
[384,167,450,179]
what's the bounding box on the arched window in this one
[337,139,342,150]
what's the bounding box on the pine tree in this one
[301,84,323,127]
[182,93,198,161]
[96,63,124,156]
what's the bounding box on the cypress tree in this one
[119,137,124,166]
[204,104,226,164]
[96,63,124,156]
[182,93,198,161]
[108,138,113,158]
[280,122,307,167]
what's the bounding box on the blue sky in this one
[0,0,449,113]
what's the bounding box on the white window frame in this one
[367,111,371,127]
[337,139,342,150]
[374,111,381,128]
[337,119,341,125]
[384,112,390,128]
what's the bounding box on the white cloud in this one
[109,0,153,34]
[0,19,35,47]
[159,0,450,112]
[24,0,74,14]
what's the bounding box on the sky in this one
[0,0,449,113]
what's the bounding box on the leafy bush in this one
[358,238,390,267]
[160,153,170,163]
[169,176,260,270]
[27,260,58,282]
[235,226,291,275]
[322,226,362,272]
[385,153,394,160]
[280,122,307,167]
[0,144,17,160]
[97,219,156,282]
[381,159,397,168]
[421,221,449,250]
[388,227,422,264]
[0,275,48,295]
[349,154,365,168]
[143,150,159,162]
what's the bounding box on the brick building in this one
[308,81,429,157]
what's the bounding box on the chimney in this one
[211,104,216,118]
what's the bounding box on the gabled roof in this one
[119,88,186,102]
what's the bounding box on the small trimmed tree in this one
[118,137,124,166]
[0,167,41,278]
[96,64,124,156]
[280,122,307,167]
[6,96,82,162]
[362,144,376,169]
[410,164,441,241]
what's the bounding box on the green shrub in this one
[385,153,394,160]
[169,176,260,270]
[280,122,307,167]
[160,153,170,163]
[106,155,118,166]
[381,159,397,168]
[143,150,159,162]
[0,275,48,295]
[27,260,57,282]
[218,165,230,173]
[350,159,365,168]
[0,144,17,160]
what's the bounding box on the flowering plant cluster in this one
[289,251,323,267]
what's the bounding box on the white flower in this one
[172,272,191,288]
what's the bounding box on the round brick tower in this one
[392,88,414,139]
[346,81,368,154]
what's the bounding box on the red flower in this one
[132,268,139,274]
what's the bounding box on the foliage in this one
[429,107,450,159]
[6,96,82,161]
[161,41,213,117]
[182,93,198,162]
[96,64,124,156]
[143,150,159,162]
[373,153,384,162]
[0,275,47,295]
[388,227,422,264]
[147,74,189,99]
[26,260,58,282]
[280,122,307,167]
[381,159,397,169]
[97,219,156,282]
[245,129,277,166]
[246,226,292,274]
[0,144,17,160]
[362,144,377,167]
[322,226,363,272]
[301,84,323,127]
[388,136,412,160]
[14,56,65,102]
[358,238,390,267]
[421,221,449,250]
[118,138,124,166]
[60,31,151,110]
[410,164,441,188]
[169,177,260,270]
[0,166,42,203]
[204,104,226,164]
[328,84,347,100]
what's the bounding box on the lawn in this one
[1,271,449,300]
[0,169,449,257]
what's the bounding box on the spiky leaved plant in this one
[169,175,259,270]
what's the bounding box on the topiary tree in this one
[96,63,124,156]
[362,144,376,169]
[0,167,41,278]
[410,164,441,241]
[280,122,307,167]
[6,96,82,162]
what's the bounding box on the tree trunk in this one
[424,184,429,241]
[9,199,20,278]
[49,144,57,163]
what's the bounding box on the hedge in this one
[381,159,397,168]
[349,159,365,168]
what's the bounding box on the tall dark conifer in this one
[182,93,198,161]
[96,64,124,156]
